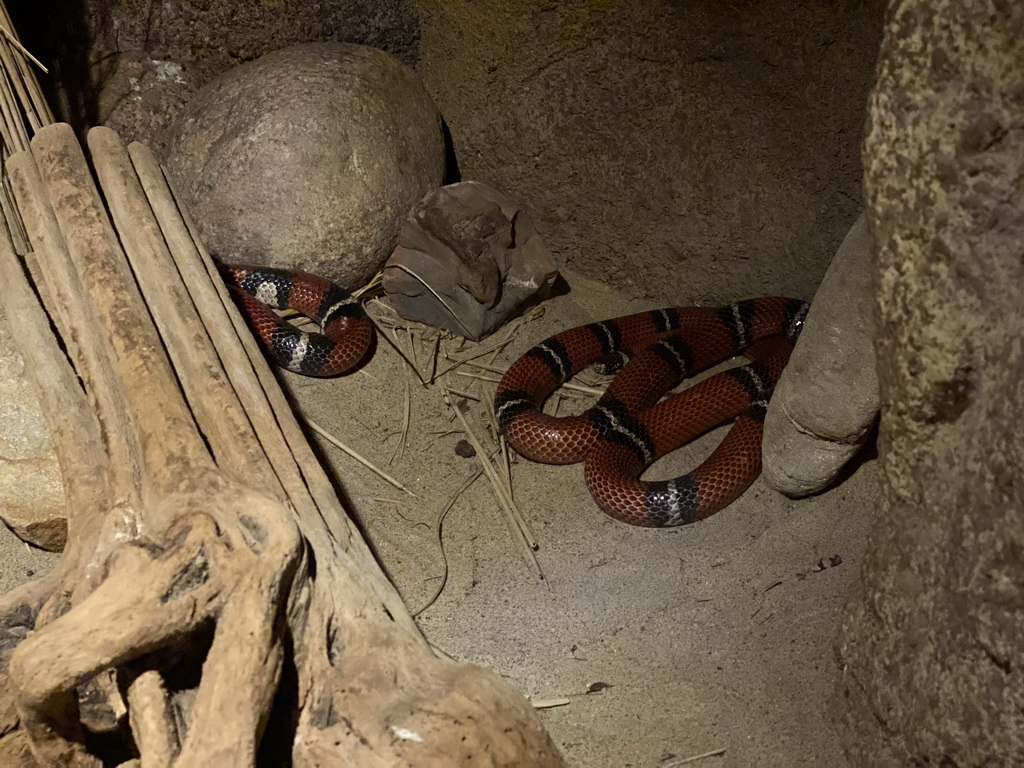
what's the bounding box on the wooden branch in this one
[0,123,564,766]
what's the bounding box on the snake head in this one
[784,300,810,342]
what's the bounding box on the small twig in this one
[663,747,727,766]
[304,417,416,496]
[390,374,412,466]
[410,465,487,617]
[438,379,542,579]
[461,362,606,397]
[530,698,570,709]
[484,398,516,495]
[432,336,515,382]
[427,330,441,382]
[380,325,426,385]
[407,326,419,378]
[352,269,383,299]
[444,387,482,402]
[0,24,48,73]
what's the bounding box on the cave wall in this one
[11,0,884,303]
[413,0,885,302]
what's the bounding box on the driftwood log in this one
[0,123,564,766]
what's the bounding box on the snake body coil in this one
[494,297,808,527]
[223,265,373,377]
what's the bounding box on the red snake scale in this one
[494,297,808,527]
[222,265,373,377]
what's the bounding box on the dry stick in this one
[438,378,543,579]
[410,465,486,618]
[663,747,727,766]
[98,134,309,756]
[123,670,178,765]
[460,362,606,397]
[444,387,482,402]
[0,68,28,152]
[130,144,322,519]
[431,336,515,382]
[389,374,412,466]
[458,369,596,402]
[427,330,441,383]
[7,146,145,520]
[1,172,28,252]
[11,124,219,766]
[475,397,537,553]
[11,49,51,131]
[530,698,571,709]
[133,144,363,551]
[139,140,441,708]
[482,397,516,500]
[304,416,416,497]
[383,325,427,385]
[0,33,41,134]
[0,3,55,125]
[352,267,382,299]
[0,236,109,598]
[0,19,48,73]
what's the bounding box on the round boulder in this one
[164,42,445,290]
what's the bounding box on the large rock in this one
[0,311,66,552]
[762,213,878,497]
[164,42,445,290]
[841,1,1024,764]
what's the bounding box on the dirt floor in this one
[0,264,877,766]
[304,265,880,768]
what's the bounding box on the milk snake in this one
[494,297,808,527]
[222,265,372,377]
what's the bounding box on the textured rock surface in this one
[840,1,1024,765]
[10,0,420,151]
[0,311,65,552]
[383,181,559,339]
[93,53,197,157]
[13,0,884,303]
[164,43,445,290]
[80,0,420,71]
[414,0,883,302]
[763,213,878,497]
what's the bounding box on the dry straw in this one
[0,4,52,253]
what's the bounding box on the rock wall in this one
[12,0,883,301]
[841,1,1024,764]
[413,0,884,301]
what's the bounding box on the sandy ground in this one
[0,266,877,767]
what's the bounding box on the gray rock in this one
[164,42,445,290]
[82,0,421,73]
[0,311,66,552]
[94,53,198,157]
[382,181,559,340]
[762,213,878,497]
